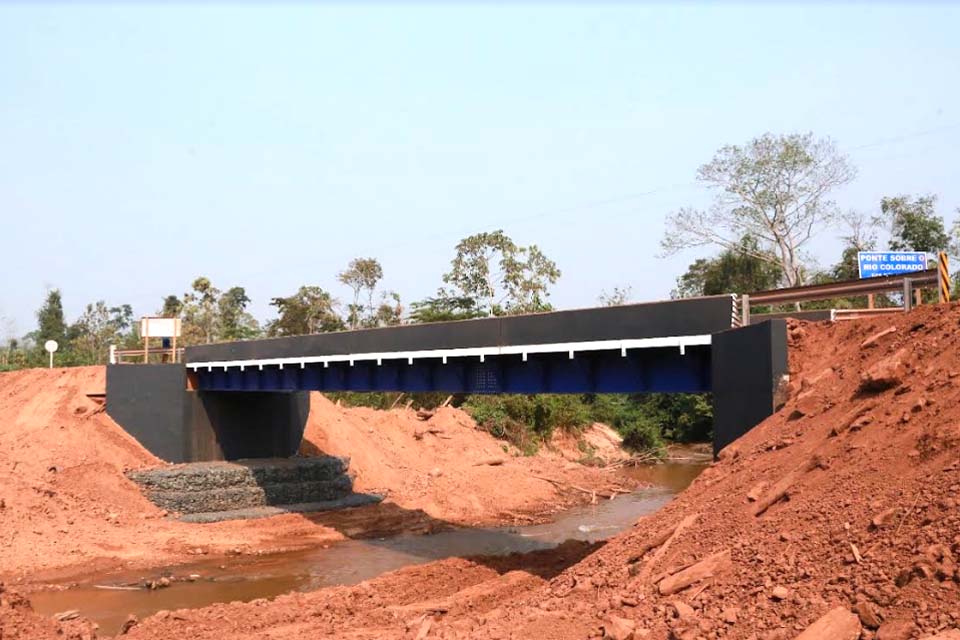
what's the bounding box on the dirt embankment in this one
[91,304,960,639]
[0,367,624,587]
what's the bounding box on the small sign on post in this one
[44,340,58,369]
[857,251,928,279]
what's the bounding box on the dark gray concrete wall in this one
[107,365,309,463]
[711,320,788,456]
[106,364,189,462]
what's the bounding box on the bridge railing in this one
[740,268,940,325]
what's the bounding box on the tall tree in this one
[661,132,856,287]
[36,289,68,349]
[338,258,384,329]
[160,295,183,317]
[831,210,877,281]
[878,194,948,253]
[440,230,560,316]
[180,277,221,344]
[268,286,344,337]
[218,287,259,341]
[672,236,782,298]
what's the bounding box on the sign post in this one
[44,340,58,369]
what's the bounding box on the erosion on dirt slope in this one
[0,367,622,582]
[102,305,960,639]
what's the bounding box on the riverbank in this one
[0,367,631,585]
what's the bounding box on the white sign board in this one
[140,317,182,338]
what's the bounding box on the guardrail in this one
[110,346,184,364]
[741,269,940,325]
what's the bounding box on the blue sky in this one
[2,2,959,336]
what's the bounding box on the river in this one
[31,459,706,635]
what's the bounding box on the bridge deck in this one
[185,296,736,395]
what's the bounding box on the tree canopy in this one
[662,132,856,287]
[438,230,560,316]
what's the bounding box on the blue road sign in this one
[857,251,928,279]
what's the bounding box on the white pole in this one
[49,351,53,369]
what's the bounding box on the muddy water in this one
[32,461,706,635]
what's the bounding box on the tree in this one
[180,277,222,344]
[70,301,134,364]
[338,258,384,329]
[831,210,877,282]
[36,289,68,351]
[662,132,856,287]
[878,195,948,253]
[440,230,561,316]
[598,286,632,307]
[370,291,403,328]
[268,286,344,336]
[408,295,485,324]
[160,295,182,317]
[672,236,782,298]
[218,287,259,341]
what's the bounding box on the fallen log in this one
[657,548,731,595]
[793,607,861,640]
[531,475,621,500]
[627,526,678,563]
[753,455,822,516]
[637,513,699,583]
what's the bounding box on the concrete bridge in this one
[106,295,787,463]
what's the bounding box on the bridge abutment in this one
[711,319,788,456]
[106,364,308,463]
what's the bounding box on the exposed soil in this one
[0,368,625,588]
[24,303,957,639]
[10,304,960,638]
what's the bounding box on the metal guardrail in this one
[741,268,940,325]
[110,346,184,364]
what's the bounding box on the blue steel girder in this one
[194,346,711,395]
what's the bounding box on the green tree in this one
[268,286,344,336]
[70,301,134,364]
[440,230,560,316]
[662,132,856,287]
[36,289,68,353]
[338,258,384,329]
[160,295,182,317]
[672,236,782,298]
[408,295,485,323]
[878,194,948,253]
[218,287,259,341]
[180,277,222,344]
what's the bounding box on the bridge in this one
[106,295,787,463]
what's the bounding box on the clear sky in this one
[2,2,959,337]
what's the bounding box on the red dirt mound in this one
[0,368,622,584]
[120,304,960,639]
[301,394,629,526]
